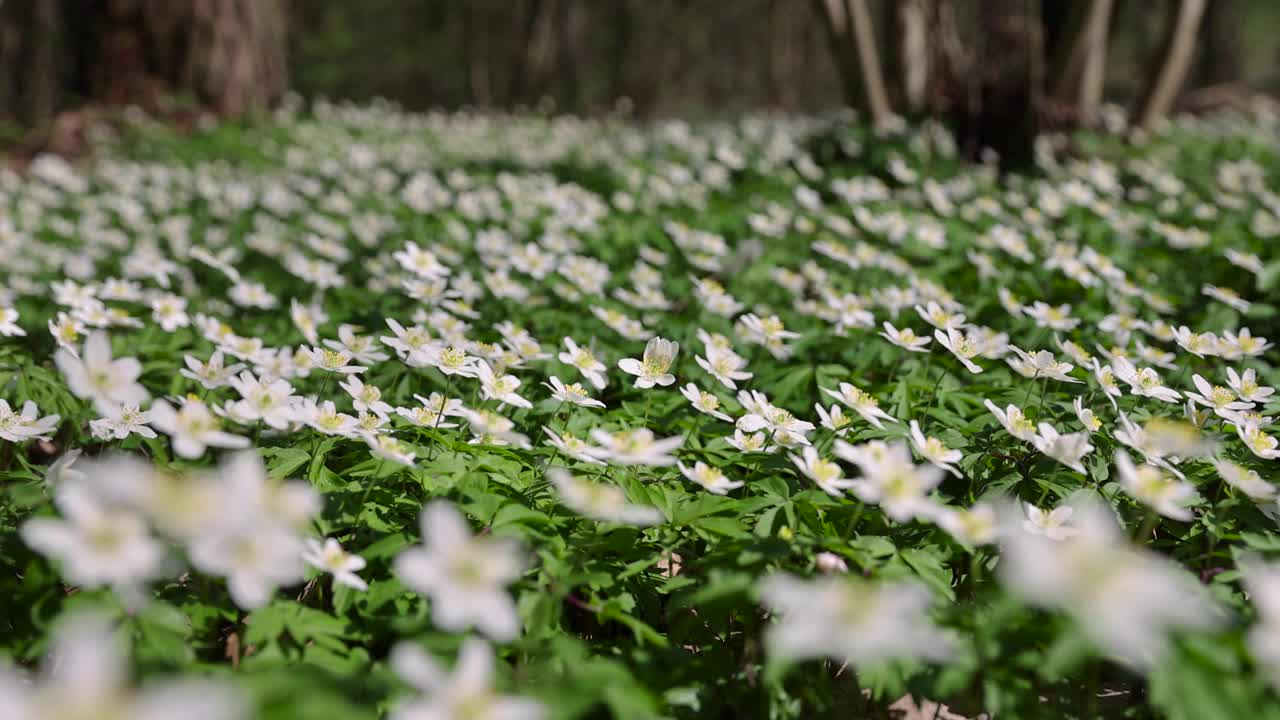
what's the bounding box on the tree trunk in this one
[896,0,931,113]
[5,0,287,127]
[814,0,892,127]
[964,0,1043,169]
[1,0,65,127]
[1051,0,1114,125]
[1137,0,1206,129]
[1194,0,1241,87]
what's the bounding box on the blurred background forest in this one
[285,0,1280,117]
[2,0,1279,163]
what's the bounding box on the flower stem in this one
[427,373,455,460]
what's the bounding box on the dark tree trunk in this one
[961,0,1043,169]
[1194,0,1241,87]
[3,0,287,128]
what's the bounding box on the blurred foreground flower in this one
[0,613,246,720]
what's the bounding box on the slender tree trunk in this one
[1076,0,1113,122]
[896,0,931,113]
[1137,0,1206,129]
[847,0,891,126]
[814,0,892,127]
[1052,0,1114,124]
[1194,0,1242,87]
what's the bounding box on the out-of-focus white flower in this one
[389,638,543,720]
[996,496,1224,667]
[1032,422,1094,474]
[0,613,247,720]
[760,573,954,665]
[150,398,251,458]
[588,427,683,466]
[548,468,664,525]
[55,330,150,414]
[394,501,526,641]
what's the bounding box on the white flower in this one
[1115,450,1196,521]
[1006,347,1081,383]
[190,521,307,609]
[476,360,532,409]
[907,420,962,476]
[393,242,451,280]
[1022,503,1077,541]
[1023,301,1079,331]
[340,375,392,417]
[88,403,155,441]
[301,345,367,375]
[548,468,664,525]
[790,446,858,496]
[290,298,328,345]
[180,350,245,390]
[381,318,436,367]
[21,482,163,595]
[680,383,732,422]
[936,503,999,545]
[326,323,390,365]
[933,327,984,373]
[1228,367,1275,403]
[558,337,608,389]
[814,403,854,437]
[295,398,361,437]
[1238,422,1280,460]
[389,639,544,720]
[618,336,678,388]
[366,434,417,466]
[1213,459,1275,501]
[836,440,943,522]
[1112,358,1181,403]
[915,301,966,331]
[1202,284,1251,312]
[543,376,605,409]
[0,399,60,442]
[55,330,150,414]
[394,501,525,641]
[1032,422,1094,474]
[150,398,250,458]
[149,294,190,332]
[1091,360,1124,405]
[302,537,368,591]
[820,382,897,429]
[997,496,1223,667]
[695,344,753,389]
[727,428,775,454]
[1073,397,1101,433]
[879,321,932,352]
[1171,325,1220,359]
[49,311,85,355]
[984,400,1038,442]
[228,371,298,429]
[397,396,459,433]
[760,573,953,666]
[678,460,743,495]
[0,306,25,336]
[542,427,607,465]
[1186,373,1254,417]
[588,428,684,466]
[1221,327,1272,358]
[0,613,247,720]
[429,344,480,378]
